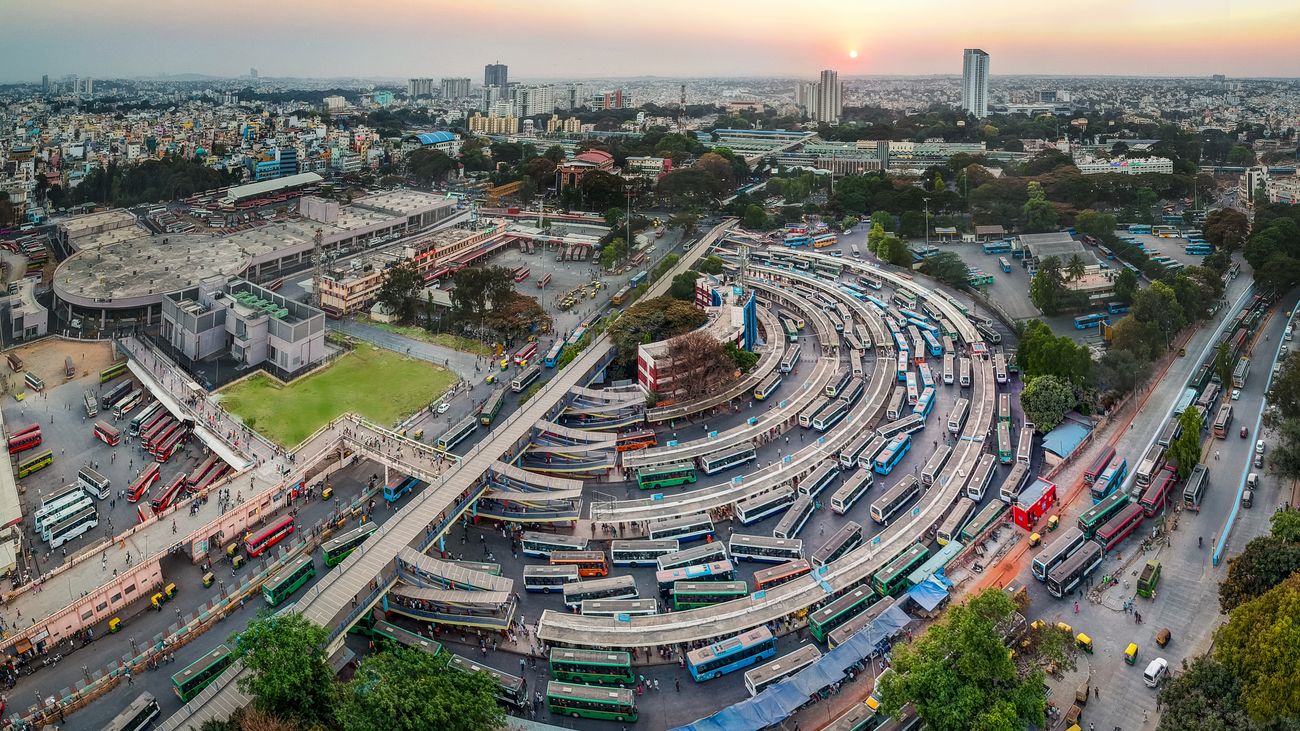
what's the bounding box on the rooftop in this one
[57,209,139,239]
[221,172,323,203]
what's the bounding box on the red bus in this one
[127,463,162,503]
[512,266,531,283]
[143,416,176,450]
[244,515,295,557]
[537,273,552,288]
[513,342,538,365]
[150,422,183,455]
[93,421,122,447]
[1083,446,1115,485]
[615,430,658,453]
[155,428,188,462]
[7,426,41,454]
[189,454,224,487]
[151,473,188,514]
[191,459,229,491]
[10,423,40,438]
[1139,465,1177,517]
[1095,503,1144,551]
[753,559,812,591]
[140,407,169,438]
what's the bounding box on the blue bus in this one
[1092,457,1128,503]
[921,331,943,357]
[629,272,648,288]
[1186,245,1213,255]
[866,296,889,311]
[998,256,1012,273]
[1128,224,1152,235]
[914,387,935,420]
[543,342,566,368]
[982,240,1012,254]
[784,235,811,247]
[687,627,778,682]
[384,475,419,504]
[873,435,912,476]
[908,317,940,336]
[1106,302,1130,315]
[1073,313,1108,330]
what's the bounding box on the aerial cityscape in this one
[1,3,1299,731]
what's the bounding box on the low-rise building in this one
[637,282,756,396]
[1076,156,1174,175]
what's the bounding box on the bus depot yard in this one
[3,218,1289,731]
[217,345,457,447]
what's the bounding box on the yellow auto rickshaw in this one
[1076,633,1094,654]
[485,374,497,385]
[108,617,122,634]
[322,485,333,500]
[412,429,424,440]
[1155,627,1171,647]
[203,572,215,588]
[1029,532,1042,547]
[163,582,177,600]
[1046,515,1060,532]
[232,554,246,571]
[499,358,508,371]
[1125,643,1138,665]
[150,592,166,610]
[1056,621,1073,635]
[226,542,239,558]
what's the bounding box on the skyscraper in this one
[961,49,990,118]
[41,75,48,94]
[484,63,508,90]
[408,78,435,98]
[440,78,471,99]
[815,69,842,124]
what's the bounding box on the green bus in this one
[172,644,234,702]
[100,361,129,383]
[1078,491,1130,538]
[959,500,1007,543]
[546,681,638,722]
[1188,363,1212,392]
[672,580,748,609]
[17,449,53,478]
[549,648,635,685]
[636,462,697,490]
[808,585,877,643]
[372,619,442,657]
[321,522,377,567]
[871,543,929,597]
[478,387,506,426]
[262,555,316,606]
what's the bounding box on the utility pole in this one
[311,228,324,309]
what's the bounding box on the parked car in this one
[1143,658,1169,688]
[1232,389,1241,401]
[1256,439,1266,455]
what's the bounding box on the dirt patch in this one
[2,339,118,393]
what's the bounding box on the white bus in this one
[964,454,998,501]
[799,460,840,499]
[999,461,1030,503]
[1032,527,1087,582]
[649,513,716,543]
[920,445,952,487]
[870,475,921,526]
[773,495,815,540]
[610,539,680,567]
[700,443,758,475]
[779,344,802,374]
[39,495,94,541]
[580,599,658,617]
[655,541,730,571]
[1134,444,1166,488]
[729,533,804,563]
[48,506,99,549]
[936,497,977,546]
[1016,425,1035,466]
[521,532,589,558]
[77,466,111,500]
[736,486,797,525]
[885,388,906,421]
[947,398,970,434]
[830,469,873,515]
[743,645,822,697]
[523,565,580,593]
[811,521,864,567]
[959,357,972,387]
[799,396,833,428]
[942,353,955,385]
[563,575,638,609]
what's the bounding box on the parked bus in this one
[959,500,1007,542]
[1134,444,1166,488]
[1074,313,1107,330]
[46,505,98,548]
[871,543,929,597]
[799,460,840,499]
[728,533,803,564]
[543,342,565,368]
[171,645,233,702]
[964,454,998,501]
[244,515,296,557]
[1031,527,1087,581]
[1213,403,1233,439]
[1233,357,1250,388]
[99,361,129,384]
[648,513,715,543]
[563,575,638,609]
[106,692,161,731]
[1183,463,1209,511]
[812,521,864,568]
[549,550,610,577]
[521,531,589,558]
[779,344,802,374]
[840,433,882,470]
[545,681,637,722]
[808,585,877,643]
[101,381,132,410]
[549,649,635,686]
[523,565,580,593]
[1046,541,1105,599]
[827,596,897,650]
[936,497,978,546]
[754,372,783,401]
[701,443,758,475]
[873,435,912,476]
[150,473,188,514]
[580,599,657,617]
[511,364,541,393]
[830,469,873,515]
[448,654,526,708]
[773,495,815,540]
[1092,457,1128,503]
[322,521,377,566]
[736,486,797,525]
[753,559,812,591]
[93,420,122,447]
[870,475,921,526]
[686,627,778,682]
[1084,446,1115,485]
[1095,503,1145,551]
[77,466,111,500]
[959,357,972,387]
[1078,491,1130,538]
[263,555,316,606]
[636,462,698,490]
[16,447,53,478]
[921,445,952,488]
[112,389,143,418]
[610,539,679,567]
[7,425,41,454]
[478,387,506,425]
[743,645,822,697]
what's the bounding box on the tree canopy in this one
[336,645,504,731]
[607,296,707,367]
[233,612,336,727]
[1019,375,1076,432]
[1016,320,1091,384]
[376,260,425,322]
[1168,405,1205,480]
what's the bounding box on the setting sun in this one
[849,49,859,58]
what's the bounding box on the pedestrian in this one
[676,678,681,692]
[1073,600,1079,614]
[1094,685,1099,699]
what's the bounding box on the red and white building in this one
[1013,477,1057,531]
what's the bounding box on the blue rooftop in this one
[1042,418,1091,459]
[414,131,456,145]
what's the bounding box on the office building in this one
[373,90,394,107]
[441,77,471,99]
[41,75,48,94]
[323,95,347,112]
[408,78,435,98]
[484,62,508,89]
[1076,156,1174,175]
[590,89,628,110]
[961,49,990,118]
[815,70,841,124]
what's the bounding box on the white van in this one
[1143,657,1168,688]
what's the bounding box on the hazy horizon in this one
[5,0,1300,82]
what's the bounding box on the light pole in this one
[923,197,931,248]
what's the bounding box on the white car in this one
[1144,657,1169,688]
[436,402,450,414]
[1256,439,1266,455]
[1232,389,1241,401]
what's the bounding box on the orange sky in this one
[5,0,1299,80]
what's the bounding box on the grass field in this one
[364,320,494,357]
[219,347,456,447]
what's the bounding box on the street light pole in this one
[923,197,931,248]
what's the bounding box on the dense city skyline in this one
[5,0,1300,81]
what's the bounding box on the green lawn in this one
[219,347,456,447]
[364,320,494,357]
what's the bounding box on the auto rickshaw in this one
[150,592,166,610]
[412,430,424,440]
[1155,628,1171,647]
[226,542,239,558]
[163,582,177,600]
[499,358,509,371]
[1028,532,1042,547]
[322,484,333,500]
[1076,678,1090,705]
[232,554,246,571]
[202,572,215,588]
[1046,514,1060,532]
[485,374,497,385]
[1076,633,1094,654]
[108,617,122,634]
[1125,643,1139,665]
[1056,621,1073,635]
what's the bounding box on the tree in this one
[876,588,1046,731]
[668,271,700,300]
[1135,186,1160,223]
[870,209,892,232]
[932,173,946,193]
[1028,256,1064,315]
[878,235,913,267]
[1214,573,1300,721]
[1065,253,1087,282]
[900,210,927,238]
[664,331,736,399]
[919,252,970,290]
[1131,280,1185,347]
[742,203,768,230]
[448,266,515,330]
[1218,536,1300,613]
[1107,315,1161,362]
[650,253,680,282]
[233,612,335,727]
[336,646,503,731]
[603,207,625,229]
[1022,181,1059,233]
[1016,321,1091,384]
[1156,656,1254,731]
[723,341,760,372]
[1113,268,1139,303]
[599,237,628,270]
[1214,343,1235,392]
[376,260,424,323]
[696,256,725,275]
[1093,348,1152,400]
[1020,375,1075,432]
[842,215,860,230]
[607,296,707,366]
[1168,406,1205,479]
[406,148,455,185]
[867,222,886,254]
[1074,209,1117,240]
[1204,208,1249,251]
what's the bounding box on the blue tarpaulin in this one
[1041,418,1091,459]
[672,606,913,731]
[905,575,951,612]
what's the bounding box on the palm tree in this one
[1066,253,1087,282]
